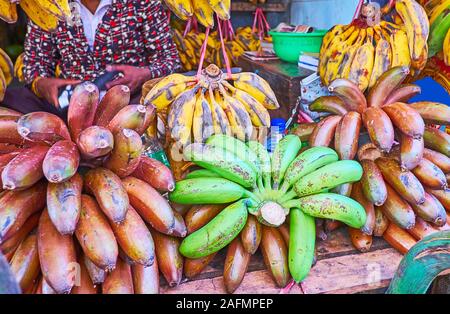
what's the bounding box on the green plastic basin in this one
[269,30,327,64]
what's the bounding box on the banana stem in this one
[278,189,298,204]
[281,199,299,210]
[244,190,261,203]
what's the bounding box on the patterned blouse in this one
[23,0,181,84]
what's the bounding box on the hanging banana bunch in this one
[0,0,71,32]
[164,0,230,27]
[319,0,431,91]
[142,64,277,146]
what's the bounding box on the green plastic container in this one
[269,30,327,64]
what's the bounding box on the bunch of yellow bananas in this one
[0,48,13,102]
[164,0,230,27]
[0,0,71,32]
[172,26,261,71]
[142,64,279,146]
[319,0,430,92]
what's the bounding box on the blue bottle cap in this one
[271,118,287,131]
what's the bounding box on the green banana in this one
[271,135,302,189]
[185,169,220,179]
[206,134,260,174]
[292,193,367,229]
[179,199,249,258]
[169,178,250,204]
[293,160,363,197]
[280,146,339,192]
[289,209,316,283]
[247,140,272,188]
[387,230,450,294]
[428,8,450,57]
[184,143,257,188]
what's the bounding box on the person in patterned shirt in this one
[2,0,181,117]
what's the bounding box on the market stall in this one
[0,0,449,296]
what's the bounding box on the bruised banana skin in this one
[169,177,249,205]
[295,193,367,229]
[400,134,424,170]
[382,102,425,139]
[288,209,315,283]
[281,146,339,191]
[293,160,363,197]
[179,199,249,259]
[409,192,447,227]
[381,184,416,230]
[360,159,388,207]
[184,143,257,188]
[409,102,450,125]
[231,72,280,110]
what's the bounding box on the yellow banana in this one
[208,87,231,136]
[143,74,196,110]
[0,68,6,102]
[0,48,13,86]
[35,0,70,20]
[170,87,199,146]
[338,28,367,79]
[209,0,231,20]
[384,23,412,67]
[231,72,279,109]
[14,53,25,83]
[428,0,450,25]
[369,37,392,89]
[193,0,214,28]
[20,0,59,32]
[324,28,360,85]
[395,0,430,66]
[164,0,193,20]
[444,28,450,65]
[222,81,270,127]
[214,89,245,141]
[193,89,214,143]
[348,27,375,92]
[0,0,17,23]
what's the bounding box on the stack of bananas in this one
[164,0,230,27]
[172,26,261,71]
[0,0,71,32]
[142,64,278,146]
[0,48,13,102]
[423,0,450,65]
[169,134,366,292]
[301,66,450,254]
[319,0,430,92]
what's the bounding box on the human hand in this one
[35,77,82,108]
[105,64,152,94]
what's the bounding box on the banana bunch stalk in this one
[0,0,71,32]
[169,134,367,289]
[172,26,261,71]
[319,0,430,91]
[0,48,13,102]
[0,82,196,294]
[142,64,277,147]
[164,0,230,27]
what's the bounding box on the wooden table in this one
[237,56,314,121]
[162,230,404,294]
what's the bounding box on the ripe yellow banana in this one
[0,48,13,86]
[0,0,17,23]
[20,0,59,32]
[324,28,360,85]
[369,37,392,89]
[319,25,348,79]
[143,74,196,110]
[208,87,231,136]
[0,68,6,102]
[170,88,198,146]
[348,27,375,92]
[395,0,430,68]
[222,81,270,127]
[384,23,412,67]
[209,0,231,20]
[14,53,25,83]
[338,28,367,80]
[164,0,193,20]
[231,72,279,109]
[193,0,214,28]
[35,0,70,20]
[215,90,247,141]
[444,28,450,65]
[193,89,214,143]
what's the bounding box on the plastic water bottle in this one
[141,133,171,168]
[267,118,287,153]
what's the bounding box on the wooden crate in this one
[161,229,404,294]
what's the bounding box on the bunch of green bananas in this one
[319,0,430,91]
[169,134,367,286]
[425,0,450,63]
[142,64,277,146]
[164,0,230,27]
[171,26,261,71]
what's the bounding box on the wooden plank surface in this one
[162,229,399,294]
